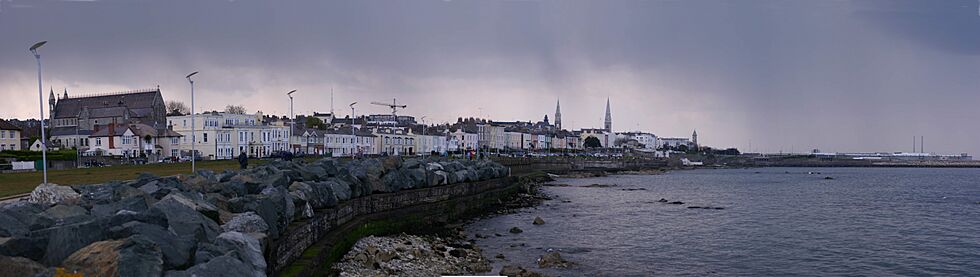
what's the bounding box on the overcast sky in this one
[1,0,978,155]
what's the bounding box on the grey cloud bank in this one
[0,0,978,155]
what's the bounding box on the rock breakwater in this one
[0,157,509,276]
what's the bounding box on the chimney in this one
[108,120,116,149]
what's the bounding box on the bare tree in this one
[225,105,247,114]
[166,100,189,116]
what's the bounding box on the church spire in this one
[49,87,56,119]
[604,97,612,132]
[554,98,562,130]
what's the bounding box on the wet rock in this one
[666,201,684,205]
[500,265,548,277]
[0,255,49,277]
[221,212,269,234]
[532,217,545,225]
[537,251,572,268]
[509,227,523,234]
[29,183,82,206]
[657,198,668,203]
[495,253,506,260]
[62,235,163,277]
[824,176,834,180]
[583,183,616,188]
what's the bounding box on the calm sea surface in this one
[465,167,980,276]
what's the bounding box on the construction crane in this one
[371,98,407,116]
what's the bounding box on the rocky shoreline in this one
[332,172,558,277]
[0,157,509,277]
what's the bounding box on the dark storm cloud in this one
[1,0,978,155]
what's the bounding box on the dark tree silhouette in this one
[584,136,602,148]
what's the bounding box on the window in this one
[96,138,102,146]
[203,133,208,143]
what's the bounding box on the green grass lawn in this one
[0,160,264,198]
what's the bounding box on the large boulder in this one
[62,235,164,277]
[325,180,352,201]
[288,181,336,209]
[0,255,50,277]
[381,157,402,172]
[221,212,269,234]
[28,183,81,206]
[214,231,266,276]
[157,193,221,223]
[108,221,195,270]
[37,218,108,265]
[74,182,120,206]
[150,193,220,243]
[0,236,46,261]
[228,187,293,239]
[0,202,44,237]
[91,196,149,218]
[37,204,92,226]
[164,255,257,277]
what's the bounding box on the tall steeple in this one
[48,87,56,119]
[604,98,612,132]
[554,98,562,130]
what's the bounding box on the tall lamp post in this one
[30,41,48,184]
[349,102,357,158]
[287,90,296,153]
[186,71,198,173]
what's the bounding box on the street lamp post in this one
[287,90,296,153]
[30,41,48,184]
[186,71,198,173]
[349,102,356,158]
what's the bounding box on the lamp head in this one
[349,102,357,107]
[186,71,199,79]
[30,41,47,52]
[287,90,296,96]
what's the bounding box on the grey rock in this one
[28,183,82,206]
[92,196,149,218]
[150,193,220,243]
[39,204,92,226]
[118,235,166,277]
[0,236,46,261]
[165,255,258,277]
[38,218,108,265]
[221,212,269,234]
[0,255,50,277]
[215,231,266,276]
[108,221,195,270]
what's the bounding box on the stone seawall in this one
[270,177,519,276]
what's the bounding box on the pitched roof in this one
[0,119,21,131]
[89,123,162,138]
[53,89,162,119]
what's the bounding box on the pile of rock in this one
[333,234,491,276]
[0,157,509,277]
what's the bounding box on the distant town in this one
[0,87,973,170]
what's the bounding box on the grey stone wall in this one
[268,177,516,274]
